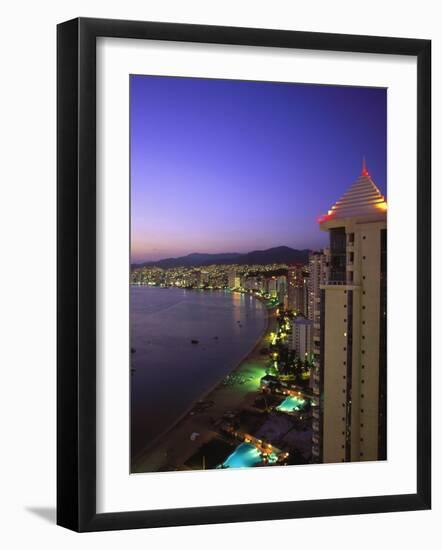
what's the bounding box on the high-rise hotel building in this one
[287,264,308,316]
[313,161,387,464]
[309,250,329,422]
[289,317,314,359]
[308,251,329,324]
[228,269,240,290]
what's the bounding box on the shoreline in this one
[132,292,277,473]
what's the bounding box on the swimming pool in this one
[217,442,279,468]
[276,395,306,413]
[217,443,262,468]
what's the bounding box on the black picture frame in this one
[57,17,431,532]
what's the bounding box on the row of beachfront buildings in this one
[238,160,387,466]
[227,257,326,359]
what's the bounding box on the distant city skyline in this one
[130,75,386,263]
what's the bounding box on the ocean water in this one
[130,286,267,458]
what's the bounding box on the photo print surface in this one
[129,75,387,474]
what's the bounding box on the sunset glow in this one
[130,76,386,263]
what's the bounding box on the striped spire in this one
[319,160,387,223]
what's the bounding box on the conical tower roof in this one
[319,160,387,225]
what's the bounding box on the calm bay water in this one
[130,286,267,458]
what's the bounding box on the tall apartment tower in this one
[308,251,328,323]
[289,317,314,359]
[314,160,387,464]
[309,251,329,433]
[287,264,308,316]
[228,269,240,290]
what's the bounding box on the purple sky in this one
[130,75,386,263]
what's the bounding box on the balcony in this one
[313,408,320,419]
[312,445,320,457]
[312,420,319,432]
[322,279,359,287]
[312,434,320,445]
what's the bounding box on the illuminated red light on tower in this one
[361,157,369,177]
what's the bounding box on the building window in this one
[329,227,347,282]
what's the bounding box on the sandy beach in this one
[132,301,278,473]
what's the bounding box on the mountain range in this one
[132,246,310,269]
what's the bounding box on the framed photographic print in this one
[57,17,431,532]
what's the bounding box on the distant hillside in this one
[133,246,309,269]
[236,246,309,266]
